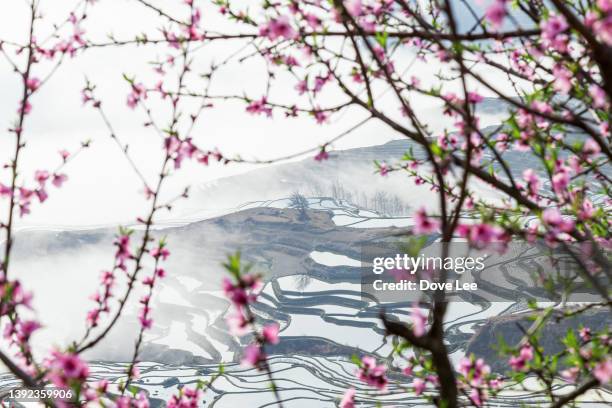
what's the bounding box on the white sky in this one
[0,0,514,227]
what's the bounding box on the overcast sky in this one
[0,0,511,228]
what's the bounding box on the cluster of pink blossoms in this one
[165,386,201,408]
[85,232,132,328]
[87,269,115,328]
[338,357,387,407]
[456,223,508,249]
[0,271,37,369]
[0,151,69,217]
[508,344,534,372]
[402,357,440,398]
[413,207,440,235]
[127,83,147,109]
[14,7,91,113]
[485,0,507,28]
[222,272,280,368]
[0,276,32,316]
[561,328,612,384]
[340,0,394,32]
[594,358,612,384]
[246,97,273,117]
[114,391,151,408]
[356,356,388,390]
[164,135,227,170]
[541,14,570,52]
[410,307,427,337]
[413,207,509,249]
[138,243,170,329]
[259,15,297,41]
[44,350,89,389]
[457,355,501,407]
[158,2,205,46]
[586,0,612,45]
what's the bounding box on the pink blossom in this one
[579,327,592,342]
[594,358,612,383]
[561,366,580,383]
[241,344,264,367]
[114,234,132,270]
[225,311,249,336]
[458,357,472,377]
[0,183,12,198]
[295,80,308,95]
[51,173,68,188]
[357,356,388,390]
[59,149,70,161]
[150,246,170,260]
[345,0,363,17]
[262,323,280,344]
[19,203,30,217]
[579,199,595,220]
[589,85,608,108]
[469,223,505,247]
[0,280,32,311]
[19,186,33,199]
[583,138,601,156]
[164,31,181,49]
[522,169,541,198]
[458,356,490,388]
[412,377,426,395]
[379,163,389,176]
[313,74,329,93]
[283,55,300,67]
[138,308,153,329]
[246,97,272,117]
[509,344,533,371]
[5,319,41,343]
[19,100,32,115]
[601,122,610,137]
[552,65,572,94]
[541,14,568,40]
[167,387,200,408]
[542,207,574,233]
[411,307,427,337]
[26,77,41,91]
[598,0,612,13]
[135,392,150,408]
[130,364,141,379]
[485,0,507,29]
[86,309,100,327]
[469,388,483,407]
[222,274,260,308]
[551,167,570,194]
[127,83,147,109]
[313,110,329,124]
[304,13,322,30]
[138,294,155,329]
[314,149,329,161]
[467,92,483,104]
[339,388,355,408]
[35,170,49,186]
[585,10,599,27]
[166,395,196,408]
[36,188,48,203]
[593,15,612,45]
[260,16,296,41]
[45,351,89,387]
[413,207,440,235]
